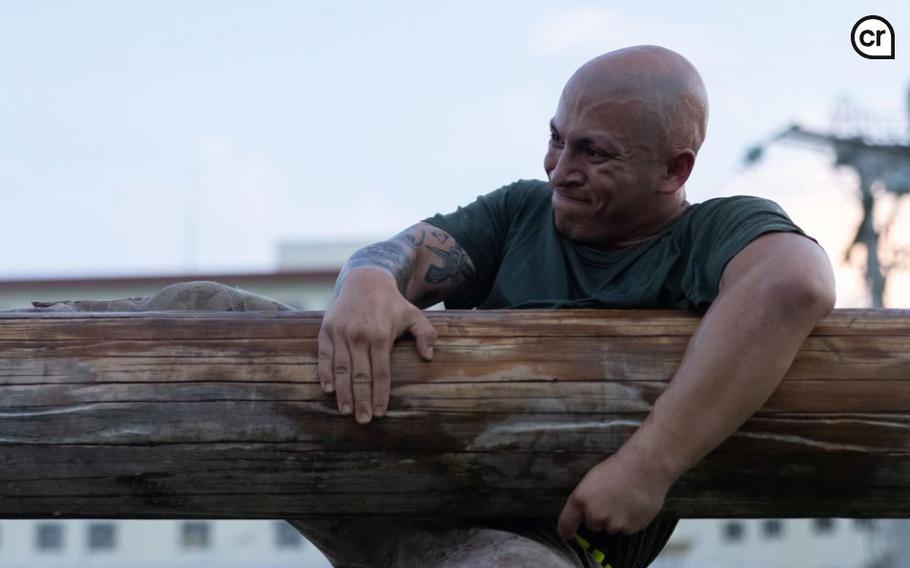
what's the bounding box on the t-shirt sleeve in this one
[682,196,817,311]
[421,180,536,308]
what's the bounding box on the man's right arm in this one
[318,222,478,424]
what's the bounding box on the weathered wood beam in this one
[0,309,907,519]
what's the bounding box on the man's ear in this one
[659,149,696,194]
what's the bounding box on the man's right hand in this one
[317,267,437,424]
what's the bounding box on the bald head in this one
[544,46,708,249]
[563,45,708,156]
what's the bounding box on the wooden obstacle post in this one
[0,309,906,519]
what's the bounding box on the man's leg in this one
[393,523,587,568]
[288,518,587,568]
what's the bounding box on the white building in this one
[654,518,904,568]
[0,519,330,568]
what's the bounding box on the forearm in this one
[318,228,443,424]
[617,276,834,485]
[334,233,422,299]
[333,224,477,309]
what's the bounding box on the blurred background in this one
[1,1,908,567]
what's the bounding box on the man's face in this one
[543,87,667,247]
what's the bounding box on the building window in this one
[813,518,836,534]
[36,523,64,552]
[181,521,211,551]
[274,521,304,548]
[88,522,116,551]
[762,519,784,539]
[722,521,744,543]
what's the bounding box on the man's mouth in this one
[553,189,590,204]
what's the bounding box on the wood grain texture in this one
[0,309,907,519]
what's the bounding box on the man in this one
[32,45,835,567]
[302,44,836,567]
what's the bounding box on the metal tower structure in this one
[744,92,910,308]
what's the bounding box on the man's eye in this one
[549,133,564,147]
[585,147,609,159]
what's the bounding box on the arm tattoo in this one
[334,230,426,296]
[424,242,476,285]
[332,227,477,305]
[405,231,427,248]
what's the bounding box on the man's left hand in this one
[556,452,673,540]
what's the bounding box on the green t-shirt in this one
[424,179,812,313]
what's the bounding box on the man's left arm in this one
[557,232,836,539]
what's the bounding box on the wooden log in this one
[0,309,907,519]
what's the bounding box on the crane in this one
[744,94,910,307]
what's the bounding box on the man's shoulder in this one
[479,179,551,216]
[421,179,551,248]
[687,194,792,228]
[685,193,808,249]
[693,194,787,215]
[497,178,551,201]
[511,178,551,190]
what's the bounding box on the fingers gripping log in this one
[0,306,908,519]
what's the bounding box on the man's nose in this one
[548,149,583,187]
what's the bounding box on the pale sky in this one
[1,1,908,307]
